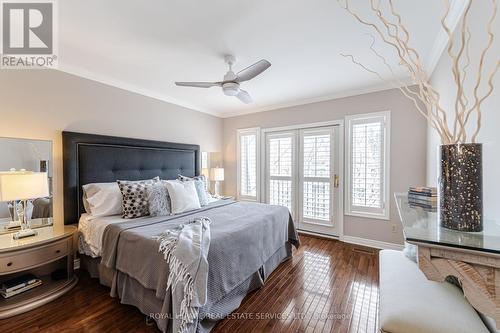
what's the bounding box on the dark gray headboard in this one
[62,131,200,225]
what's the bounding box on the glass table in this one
[395,193,500,254]
[395,193,500,328]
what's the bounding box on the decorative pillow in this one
[117,177,160,219]
[165,180,201,214]
[82,182,123,217]
[146,181,171,217]
[177,174,210,206]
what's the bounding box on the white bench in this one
[379,249,492,333]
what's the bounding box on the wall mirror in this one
[0,137,53,234]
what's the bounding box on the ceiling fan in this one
[175,55,271,104]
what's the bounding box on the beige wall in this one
[0,70,223,226]
[223,88,427,245]
[0,69,429,244]
[427,1,499,220]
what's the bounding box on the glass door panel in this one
[265,131,297,218]
[264,126,340,236]
[299,127,339,236]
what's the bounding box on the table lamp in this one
[0,171,49,239]
[210,167,224,197]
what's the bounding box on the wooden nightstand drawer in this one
[0,239,69,274]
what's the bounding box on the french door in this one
[264,125,341,236]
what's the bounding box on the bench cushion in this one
[379,250,489,333]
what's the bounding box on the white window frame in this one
[345,111,391,220]
[264,130,298,218]
[236,127,261,202]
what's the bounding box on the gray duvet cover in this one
[98,200,300,332]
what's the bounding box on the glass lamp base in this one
[13,228,38,240]
[214,181,221,197]
[5,221,21,230]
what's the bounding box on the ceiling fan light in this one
[222,82,240,96]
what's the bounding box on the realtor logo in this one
[1,0,57,68]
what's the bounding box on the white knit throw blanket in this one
[155,217,211,333]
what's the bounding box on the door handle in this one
[334,174,340,188]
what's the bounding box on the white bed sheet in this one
[78,196,221,258]
[78,213,127,258]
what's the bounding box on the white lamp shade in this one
[210,168,224,182]
[0,171,49,201]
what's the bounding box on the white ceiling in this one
[58,0,466,117]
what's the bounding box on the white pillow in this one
[82,182,122,218]
[165,180,201,214]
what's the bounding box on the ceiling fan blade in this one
[175,81,221,88]
[236,60,271,82]
[236,89,253,104]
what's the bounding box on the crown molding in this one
[219,79,413,118]
[55,1,467,119]
[56,64,219,117]
[221,1,469,118]
[425,0,469,75]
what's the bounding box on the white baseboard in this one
[341,235,404,251]
[74,258,80,270]
[298,231,403,251]
[298,230,340,240]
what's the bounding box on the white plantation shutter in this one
[266,132,295,214]
[269,179,293,208]
[269,137,292,177]
[352,122,383,208]
[263,124,341,236]
[301,131,332,222]
[241,135,256,196]
[237,128,260,201]
[346,112,390,219]
[303,134,330,178]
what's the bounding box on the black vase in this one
[439,143,483,232]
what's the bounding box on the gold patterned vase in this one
[439,143,483,232]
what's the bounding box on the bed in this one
[62,131,299,332]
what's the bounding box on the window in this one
[201,152,208,169]
[237,128,260,201]
[301,130,332,222]
[267,132,295,213]
[346,111,390,220]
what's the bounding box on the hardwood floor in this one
[0,235,379,333]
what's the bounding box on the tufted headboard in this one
[62,131,200,225]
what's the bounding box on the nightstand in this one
[0,224,78,318]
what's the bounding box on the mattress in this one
[78,213,127,257]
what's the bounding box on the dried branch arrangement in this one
[338,0,499,144]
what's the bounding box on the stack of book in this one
[0,274,42,299]
[408,186,437,212]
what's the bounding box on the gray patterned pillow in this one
[177,174,209,206]
[146,181,171,216]
[117,177,160,219]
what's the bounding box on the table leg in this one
[418,246,500,329]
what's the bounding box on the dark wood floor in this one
[0,235,379,333]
